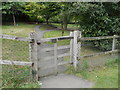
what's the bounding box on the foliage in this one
[23,2,44,22]
[72,2,120,50]
[2,2,25,25]
[39,2,61,24]
[2,2,120,50]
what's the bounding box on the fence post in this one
[73,30,78,71]
[54,40,58,75]
[29,32,38,81]
[112,35,117,51]
[77,31,82,58]
[70,32,74,64]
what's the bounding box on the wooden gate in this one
[29,31,81,80]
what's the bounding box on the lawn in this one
[44,30,70,46]
[51,23,79,29]
[2,23,40,88]
[2,23,35,37]
[66,59,118,88]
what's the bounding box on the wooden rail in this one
[79,35,120,41]
[0,60,32,66]
[39,36,73,43]
[41,45,70,52]
[0,34,31,42]
[78,50,119,59]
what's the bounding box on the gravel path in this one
[35,25,94,88]
[40,74,94,88]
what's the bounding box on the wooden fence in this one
[0,31,120,81]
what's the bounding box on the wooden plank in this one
[41,56,54,61]
[39,36,73,42]
[29,32,38,81]
[41,47,54,52]
[79,35,120,41]
[0,60,32,66]
[112,35,117,51]
[58,45,70,50]
[73,31,78,71]
[54,43,58,75]
[58,53,70,58]
[41,45,70,52]
[70,32,74,64]
[0,34,31,42]
[58,61,70,66]
[78,50,119,59]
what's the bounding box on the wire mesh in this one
[2,38,32,88]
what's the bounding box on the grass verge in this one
[65,59,118,88]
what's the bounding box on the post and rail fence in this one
[0,31,120,81]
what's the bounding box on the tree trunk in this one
[64,22,68,30]
[13,14,16,26]
[63,17,68,30]
[61,21,63,29]
[46,18,49,25]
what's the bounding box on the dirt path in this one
[35,25,94,88]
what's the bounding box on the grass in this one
[2,23,35,37]
[51,23,79,29]
[2,23,40,88]
[44,30,70,46]
[66,59,118,88]
[39,24,55,31]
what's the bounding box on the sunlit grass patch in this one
[44,30,70,46]
[2,23,35,37]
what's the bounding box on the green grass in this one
[51,23,79,29]
[44,30,70,46]
[2,23,35,37]
[2,23,40,88]
[39,24,55,31]
[66,59,118,88]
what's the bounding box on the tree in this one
[39,2,61,24]
[59,2,74,30]
[2,2,25,25]
[23,2,44,23]
[72,2,120,50]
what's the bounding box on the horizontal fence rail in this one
[0,60,32,66]
[79,35,120,41]
[0,34,31,42]
[41,45,70,52]
[78,50,119,60]
[39,36,73,43]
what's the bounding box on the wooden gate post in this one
[112,35,117,51]
[73,30,79,71]
[29,32,38,81]
[70,32,74,64]
[77,31,82,58]
[54,42,58,75]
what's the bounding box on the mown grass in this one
[2,23,40,88]
[44,30,70,46]
[66,59,118,88]
[51,23,79,29]
[2,23,35,37]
